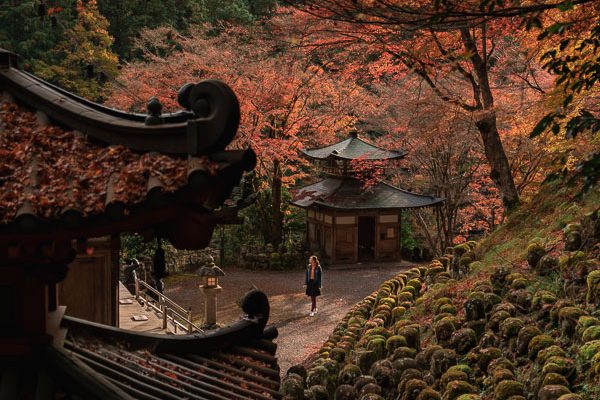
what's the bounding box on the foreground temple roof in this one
[0,48,255,250]
[301,132,406,161]
[2,290,281,400]
[292,177,443,210]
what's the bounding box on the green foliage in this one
[34,0,118,101]
[96,0,277,60]
[120,233,157,264]
[532,21,600,191]
[0,1,74,65]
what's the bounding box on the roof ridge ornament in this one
[0,48,17,69]
[145,97,164,126]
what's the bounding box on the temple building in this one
[292,132,443,263]
[0,48,280,398]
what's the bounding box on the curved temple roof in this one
[301,132,406,161]
[0,48,255,249]
[292,178,444,210]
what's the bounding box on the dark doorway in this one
[358,216,376,261]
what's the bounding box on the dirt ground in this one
[164,261,413,376]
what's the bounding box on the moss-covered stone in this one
[416,387,442,400]
[543,356,575,381]
[400,379,427,400]
[443,380,477,400]
[479,331,501,349]
[537,346,566,365]
[433,298,453,313]
[516,325,542,355]
[455,396,480,400]
[334,384,357,400]
[487,358,514,375]
[500,317,525,338]
[587,270,600,306]
[415,344,442,370]
[528,335,555,360]
[307,366,330,387]
[491,368,514,385]
[281,374,305,398]
[483,293,503,312]
[556,395,582,400]
[367,338,386,360]
[355,350,378,375]
[392,347,418,360]
[449,328,478,355]
[354,375,377,393]
[488,311,512,332]
[309,385,330,400]
[541,373,569,388]
[339,364,362,386]
[397,326,421,350]
[537,385,570,400]
[494,380,524,400]
[330,347,347,363]
[439,303,458,315]
[430,348,457,379]
[464,298,485,321]
[532,290,558,310]
[537,254,559,276]
[478,347,502,371]
[582,325,600,343]
[440,370,469,390]
[435,317,458,344]
[527,242,547,268]
[577,339,600,364]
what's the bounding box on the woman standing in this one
[305,255,323,316]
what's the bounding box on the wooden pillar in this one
[353,223,358,263]
[331,212,337,264]
[398,210,402,261]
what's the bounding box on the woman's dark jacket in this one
[305,265,322,288]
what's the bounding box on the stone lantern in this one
[197,256,225,327]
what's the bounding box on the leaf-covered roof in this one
[301,133,406,161]
[292,177,443,210]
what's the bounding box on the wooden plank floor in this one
[118,282,175,334]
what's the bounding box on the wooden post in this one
[162,307,168,329]
[188,307,193,333]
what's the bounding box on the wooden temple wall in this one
[306,209,402,264]
[58,236,120,326]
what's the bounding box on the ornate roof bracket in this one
[0,49,240,156]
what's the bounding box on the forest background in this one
[1,0,598,271]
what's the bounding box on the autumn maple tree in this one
[107,23,362,246]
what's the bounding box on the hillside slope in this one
[280,181,600,400]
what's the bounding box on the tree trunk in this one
[474,110,520,209]
[270,159,283,247]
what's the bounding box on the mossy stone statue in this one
[307,366,330,388]
[536,346,566,365]
[400,379,427,400]
[335,384,357,400]
[339,364,362,386]
[281,374,305,398]
[308,385,329,400]
[440,370,469,391]
[527,242,547,268]
[392,347,418,360]
[516,325,542,355]
[528,335,555,360]
[500,317,525,339]
[416,387,441,400]
[358,382,382,399]
[386,335,408,355]
[443,380,477,400]
[430,348,457,379]
[477,347,502,372]
[536,254,559,276]
[537,385,570,400]
[541,373,569,388]
[494,380,524,400]
[449,328,478,355]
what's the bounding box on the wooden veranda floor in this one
[118,282,182,334]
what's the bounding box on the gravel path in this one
[164,262,412,376]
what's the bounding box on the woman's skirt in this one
[306,279,321,297]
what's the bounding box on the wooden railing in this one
[134,273,202,334]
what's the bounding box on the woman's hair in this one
[309,255,320,267]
